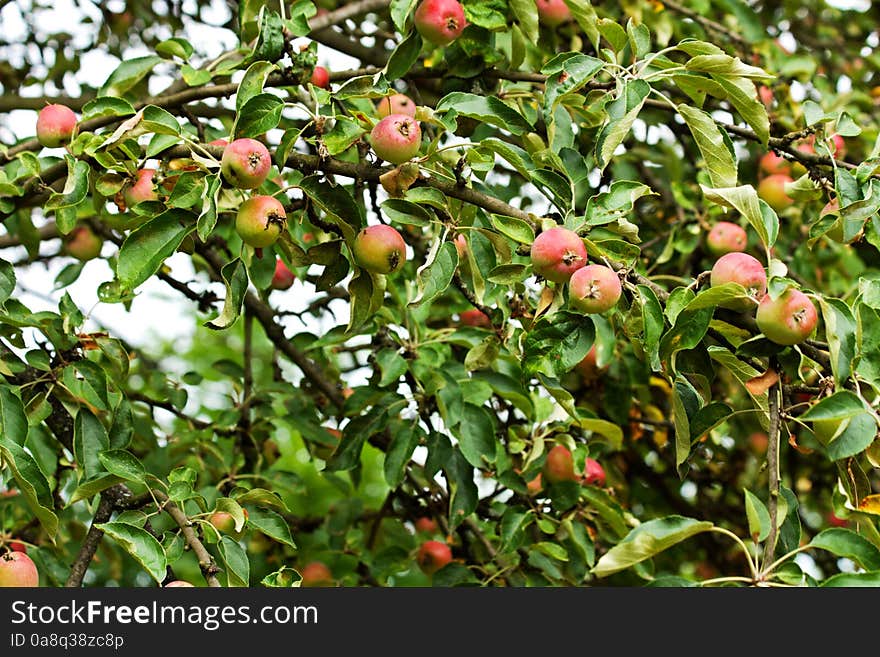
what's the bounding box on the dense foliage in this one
[1,0,880,588]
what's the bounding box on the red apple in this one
[530,227,588,284]
[0,551,39,587]
[413,0,466,46]
[235,195,286,248]
[757,173,794,213]
[221,138,272,189]
[536,0,571,27]
[710,252,767,309]
[309,66,330,89]
[370,114,421,164]
[416,540,452,575]
[36,103,77,148]
[582,457,606,486]
[756,287,818,345]
[270,258,296,290]
[376,93,416,118]
[569,264,622,314]
[706,221,748,257]
[543,445,577,484]
[352,224,407,274]
[300,561,334,587]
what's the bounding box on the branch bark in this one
[154,491,222,587]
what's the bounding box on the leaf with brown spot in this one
[745,368,779,396]
[857,494,880,516]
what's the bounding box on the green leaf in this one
[246,508,296,548]
[701,184,778,249]
[0,439,58,539]
[446,448,478,529]
[800,391,866,422]
[596,80,650,169]
[299,175,363,242]
[98,449,146,484]
[637,285,665,372]
[0,258,14,309]
[390,0,418,33]
[236,61,278,113]
[45,155,90,212]
[156,37,194,60]
[591,516,714,578]
[99,55,163,97]
[817,297,856,384]
[67,473,125,507]
[491,215,535,244]
[116,209,195,292]
[409,241,457,307]
[249,8,284,63]
[205,259,248,330]
[81,97,135,122]
[678,105,738,189]
[384,424,421,488]
[707,347,769,429]
[563,0,600,51]
[234,488,289,513]
[435,93,532,135]
[382,199,434,226]
[74,409,110,480]
[659,306,713,363]
[323,116,365,156]
[234,93,284,138]
[712,75,770,146]
[510,0,539,42]
[385,30,422,81]
[820,571,880,587]
[685,54,773,81]
[454,404,496,468]
[541,53,604,125]
[261,566,302,587]
[95,522,167,583]
[744,489,771,542]
[808,528,880,572]
[218,536,250,587]
[0,385,27,446]
[523,311,595,378]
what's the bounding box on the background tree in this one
[1,0,880,588]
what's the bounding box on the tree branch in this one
[154,491,222,587]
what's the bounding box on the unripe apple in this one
[221,138,272,189]
[64,225,103,261]
[582,457,606,486]
[376,93,417,119]
[414,517,439,534]
[756,288,818,345]
[416,540,453,576]
[530,227,588,284]
[370,114,421,164]
[413,0,466,46]
[569,264,621,314]
[209,509,248,539]
[352,224,407,274]
[574,345,607,383]
[459,308,491,328]
[309,66,330,89]
[300,561,334,587]
[536,0,571,27]
[0,551,39,587]
[36,103,77,148]
[758,152,791,177]
[706,221,748,256]
[543,444,577,484]
[164,580,195,587]
[757,173,794,212]
[710,252,767,310]
[270,258,296,290]
[123,168,159,208]
[526,472,543,494]
[235,195,286,248]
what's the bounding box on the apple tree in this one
[1,0,880,588]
